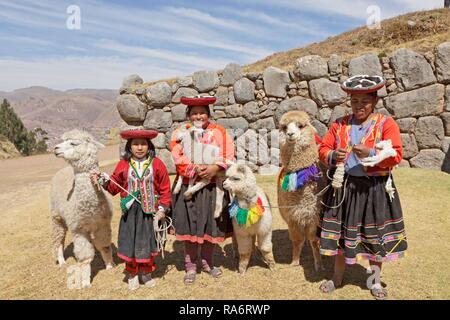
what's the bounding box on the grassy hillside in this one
[245,8,450,72]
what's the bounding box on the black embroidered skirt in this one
[171,183,233,244]
[117,201,158,263]
[319,174,407,264]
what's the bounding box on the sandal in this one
[204,267,223,278]
[184,271,196,285]
[319,280,338,294]
[370,284,388,300]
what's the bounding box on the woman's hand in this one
[154,210,166,222]
[352,144,371,158]
[332,148,347,162]
[197,164,221,180]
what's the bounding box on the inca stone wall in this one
[116,41,450,175]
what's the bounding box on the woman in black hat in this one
[318,75,407,299]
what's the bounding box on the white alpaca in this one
[50,130,114,289]
[223,164,275,274]
[360,139,397,167]
[173,124,229,218]
[277,111,323,272]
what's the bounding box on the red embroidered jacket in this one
[319,114,403,176]
[104,157,172,212]
[170,122,235,184]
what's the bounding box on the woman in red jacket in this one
[170,96,235,285]
[318,75,407,299]
[91,128,171,290]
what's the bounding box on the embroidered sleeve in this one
[319,121,339,167]
[153,158,172,210]
[105,160,126,196]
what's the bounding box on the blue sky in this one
[0,0,444,91]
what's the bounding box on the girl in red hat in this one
[169,96,235,285]
[318,75,407,299]
[91,128,171,290]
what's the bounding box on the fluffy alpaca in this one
[223,164,275,274]
[50,130,114,288]
[277,111,323,272]
[173,124,228,218]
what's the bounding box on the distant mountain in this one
[0,86,120,148]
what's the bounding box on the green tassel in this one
[281,174,290,191]
[120,191,140,214]
[236,207,248,226]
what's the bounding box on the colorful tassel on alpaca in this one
[229,197,265,227]
[279,163,320,192]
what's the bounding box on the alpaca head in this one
[279,111,315,147]
[223,163,256,197]
[54,130,104,170]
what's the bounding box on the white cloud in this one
[95,39,232,70]
[0,56,190,91]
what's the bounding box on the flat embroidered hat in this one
[341,75,385,94]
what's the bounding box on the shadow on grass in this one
[271,229,371,290]
[64,242,123,282]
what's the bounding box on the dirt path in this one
[0,144,120,194]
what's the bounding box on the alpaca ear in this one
[91,139,105,149]
[237,164,246,175]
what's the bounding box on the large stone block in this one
[328,54,342,76]
[116,94,147,123]
[217,117,249,132]
[348,53,382,77]
[385,84,445,118]
[263,66,290,98]
[121,74,143,90]
[152,133,167,149]
[415,116,445,149]
[214,86,228,106]
[400,133,419,159]
[250,117,276,131]
[391,48,436,91]
[221,63,243,86]
[409,149,445,169]
[144,109,173,133]
[146,82,172,107]
[396,118,417,134]
[242,101,259,122]
[225,104,243,118]
[311,120,328,138]
[293,55,328,80]
[233,78,255,103]
[441,112,450,136]
[177,76,193,87]
[309,78,347,107]
[275,96,318,124]
[155,149,176,174]
[436,42,450,84]
[171,104,187,122]
[193,71,219,92]
[329,105,351,124]
[172,87,198,103]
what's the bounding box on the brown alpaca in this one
[277,111,323,272]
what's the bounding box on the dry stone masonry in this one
[116,41,450,175]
